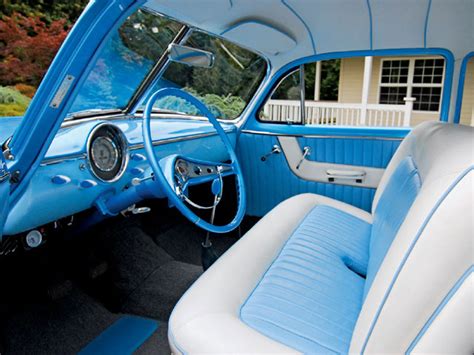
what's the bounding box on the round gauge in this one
[91,136,119,172]
[175,159,189,177]
[87,124,128,182]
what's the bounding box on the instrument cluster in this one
[87,123,129,182]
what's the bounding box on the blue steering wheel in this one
[142,88,246,233]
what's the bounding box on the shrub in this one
[14,83,36,98]
[0,13,69,87]
[0,86,31,116]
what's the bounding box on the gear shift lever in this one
[201,177,221,270]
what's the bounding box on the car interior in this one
[0,1,472,354]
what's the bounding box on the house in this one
[263,55,473,127]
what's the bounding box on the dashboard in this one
[3,116,236,235]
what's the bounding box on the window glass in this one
[67,9,183,116]
[379,58,444,112]
[259,55,446,128]
[459,56,473,126]
[258,69,301,123]
[145,30,267,120]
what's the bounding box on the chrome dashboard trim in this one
[240,129,405,141]
[40,128,235,166]
[128,129,233,151]
[40,154,87,166]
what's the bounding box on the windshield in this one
[67,9,183,116]
[67,8,267,120]
[143,30,267,120]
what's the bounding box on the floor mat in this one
[79,315,158,355]
[121,260,202,321]
[1,286,121,355]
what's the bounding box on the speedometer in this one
[91,136,118,172]
[87,124,129,182]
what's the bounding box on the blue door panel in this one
[237,133,401,216]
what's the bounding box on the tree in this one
[0,13,69,87]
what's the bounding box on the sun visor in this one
[222,20,296,56]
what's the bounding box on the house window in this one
[379,58,445,112]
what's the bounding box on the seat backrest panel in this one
[364,156,422,299]
[350,122,474,353]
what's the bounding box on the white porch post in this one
[360,56,373,125]
[403,97,416,127]
[314,61,322,101]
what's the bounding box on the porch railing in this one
[262,98,415,127]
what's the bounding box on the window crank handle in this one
[261,145,281,161]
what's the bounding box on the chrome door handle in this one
[296,146,311,170]
[261,145,281,161]
[326,169,366,183]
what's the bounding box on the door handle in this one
[326,169,366,183]
[296,146,311,170]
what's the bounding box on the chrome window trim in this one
[240,129,404,141]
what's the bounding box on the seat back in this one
[350,122,473,353]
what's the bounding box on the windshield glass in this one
[143,30,267,120]
[67,9,183,116]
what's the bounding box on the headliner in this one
[146,0,473,73]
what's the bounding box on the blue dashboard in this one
[3,116,236,235]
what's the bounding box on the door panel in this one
[237,132,401,216]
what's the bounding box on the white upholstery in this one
[168,195,370,354]
[351,122,474,353]
[168,122,473,354]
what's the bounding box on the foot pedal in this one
[201,242,218,271]
[47,279,72,301]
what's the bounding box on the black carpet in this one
[0,200,258,354]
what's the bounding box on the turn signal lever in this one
[261,145,281,161]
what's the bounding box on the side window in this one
[259,55,447,128]
[259,70,302,123]
[459,56,473,126]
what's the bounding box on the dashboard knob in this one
[25,230,43,248]
[80,180,97,188]
[131,153,146,161]
[130,167,145,176]
[51,175,71,185]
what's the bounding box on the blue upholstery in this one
[364,156,421,298]
[240,157,422,353]
[240,205,371,354]
[238,133,401,216]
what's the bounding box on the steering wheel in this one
[142,88,246,234]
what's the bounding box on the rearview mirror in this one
[167,44,214,68]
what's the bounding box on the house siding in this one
[459,59,473,126]
[338,56,449,127]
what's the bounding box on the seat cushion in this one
[168,194,372,354]
[241,205,371,354]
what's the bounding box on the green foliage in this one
[0,86,31,116]
[320,59,340,100]
[0,0,88,25]
[304,60,340,101]
[157,30,267,119]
